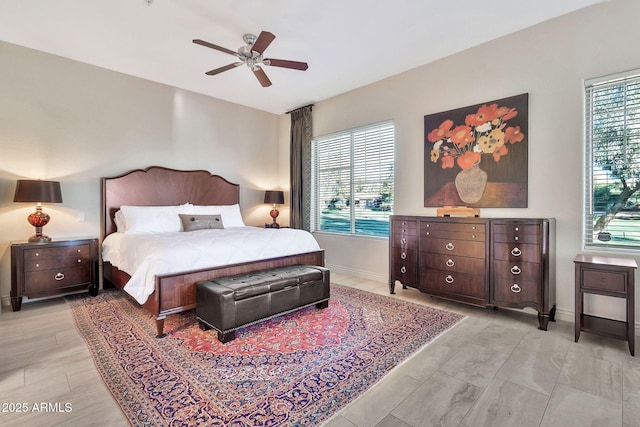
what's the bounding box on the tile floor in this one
[0,273,638,426]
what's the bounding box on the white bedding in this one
[102,227,321,305]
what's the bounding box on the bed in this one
[101,166,324,337]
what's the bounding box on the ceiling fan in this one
[193,31,309,87]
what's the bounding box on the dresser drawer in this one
[493,277,540,305]
[392,220,418,233]
[392,232,418,249]
[493,231,540,244]
[421,269,486,299]
[581,269,627,293]
[493,260,540,283]
[493,243,540,263]
[421,252,485,274]
[420,222,485,241]
[391,248,417,285]
[24,265,92,293]
[421,237,485,258]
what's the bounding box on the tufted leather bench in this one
[196,264,330,343]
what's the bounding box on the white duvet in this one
[102,227,321,305]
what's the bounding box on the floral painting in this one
[424,93,528,207]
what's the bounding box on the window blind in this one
[584,70,640,249]
[312,120,395,237]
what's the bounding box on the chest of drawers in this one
[389,216,555,329]
[10,238,99,311]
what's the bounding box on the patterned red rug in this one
[67,284,463,426]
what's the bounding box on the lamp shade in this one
[14,180,63,203]
[264,190,284,205]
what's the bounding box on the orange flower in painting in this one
[504,126,524,144]
[456,151,481,170]
[449,125,474,146]
[493,145,509,162]
[427,119,454,143]
[441,154,455,169]
[427,98,524,171]
[465,104,500,127]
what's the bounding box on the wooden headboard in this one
[102,166,240,238]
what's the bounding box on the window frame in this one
[584,69,640,250]
[311,120,395,238]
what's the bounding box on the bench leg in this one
[316,300,329,309]
[218,330,236,343]
[198,320,211,331]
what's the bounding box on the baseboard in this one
[324,263,387,284]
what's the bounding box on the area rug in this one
[67,284,464,426]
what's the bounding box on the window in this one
[311,120,394,237]
[585,70,640,249]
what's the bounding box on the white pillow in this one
[119,204,192,234]
[186,204,246,228]
[114,209,126,233]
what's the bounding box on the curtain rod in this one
[285,104,314,114]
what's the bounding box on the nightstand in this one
[574,254,636,356]
[10,238,99,311]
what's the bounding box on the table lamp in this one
[264,190,284,228]
[14,179,63,242]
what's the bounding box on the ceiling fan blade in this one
[205,63,242,76]
[251,31,276,54]
[193,39,237,56]
[265,58,309,71]
[252,66,272,87]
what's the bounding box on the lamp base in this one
[28,235,52,243]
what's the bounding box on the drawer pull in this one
[510,284,521,293]
[511,247,522,257]
[446,259,455,267]
[77,249,81,253]
[472,226,476,230]
[445,242,455,251]
[401,266,407,274]
[515,227,519,231]
[472,234,476,239]
[401,238,406,245]
[401,252,407,260]
[515,236,519,241]
[445,275,454,284]
[36,263,40,268]
[55,273,65,281]
[78,259,82,263]
[35,252,40,257]
[601,277,607,282]
[511,266,522,275]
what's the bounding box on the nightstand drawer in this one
[24,254,90,272]
[24,244,90,260]
[582,269,626,293]
[24,265,92,293]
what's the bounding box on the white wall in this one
[291,0,640,325]
[0,41,281,309]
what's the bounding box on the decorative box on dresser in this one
[389,216,555,330]
[10,238,99,311]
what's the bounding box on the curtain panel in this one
[289,105,313,230]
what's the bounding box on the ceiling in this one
[0,0,605,115]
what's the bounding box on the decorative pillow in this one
[186,204,246,228]
[120,204,192,234]
[179,214,224,232]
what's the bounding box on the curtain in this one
[289,105,313,230]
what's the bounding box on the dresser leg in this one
[10,294,22,312]
[537,312,550,331]
[389,280,396,294]
[549,305,556,322]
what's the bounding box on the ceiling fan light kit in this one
[193,31,308,87]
